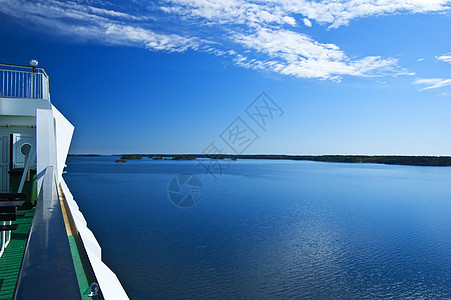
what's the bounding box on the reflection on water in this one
[64,157,451,299]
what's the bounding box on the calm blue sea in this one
[63,156,451,299]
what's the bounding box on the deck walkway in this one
[0,209,34,300]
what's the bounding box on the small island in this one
[149,155,196,160]
[120,155,143,160]
[115,154,143,163]
[172,155,196,161]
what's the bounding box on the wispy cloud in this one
[0,0,198,51]
[413,78,451,90]
[271,0,451,29]
[163,0,450,29]
[161,0,297,27]
[1,0,449,80]
[436,54,451,63]
[104,24,200,51]
[231,27,399,80]
[303,18,312,27]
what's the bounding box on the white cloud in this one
[104,24,199,51]
[436,54,451,63]
[163,0,450,29]
[162,0,297,26]
[303,18,312,27]
[1,0,447,80]
[155,0,447,79]
[0,0,198,52]
[269,0,451,28]
[413,78,451,90]
[231,28,399,79]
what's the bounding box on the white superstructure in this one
[0,61,129,299]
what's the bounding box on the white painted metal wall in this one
[36,109,56,195]
[36,104,129,299]
[60,179,130,300]
[12,133,35,169]
[0,133,9,193]
[52,106,74,183]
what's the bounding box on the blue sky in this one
[0,0,450,155]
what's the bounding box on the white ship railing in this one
[0,63,50,100]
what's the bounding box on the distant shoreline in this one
[68,154,451,167]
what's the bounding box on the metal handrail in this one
[0,62,49,78]
[0,62,50,100]
[14,166,82,299]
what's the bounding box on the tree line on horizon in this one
[100,154,451,166]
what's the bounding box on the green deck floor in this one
[0,209,34,300]
[68,236,93,299]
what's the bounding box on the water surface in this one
[64,156,451,299]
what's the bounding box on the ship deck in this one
[0,200,94,299]
[0,209,34,299]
